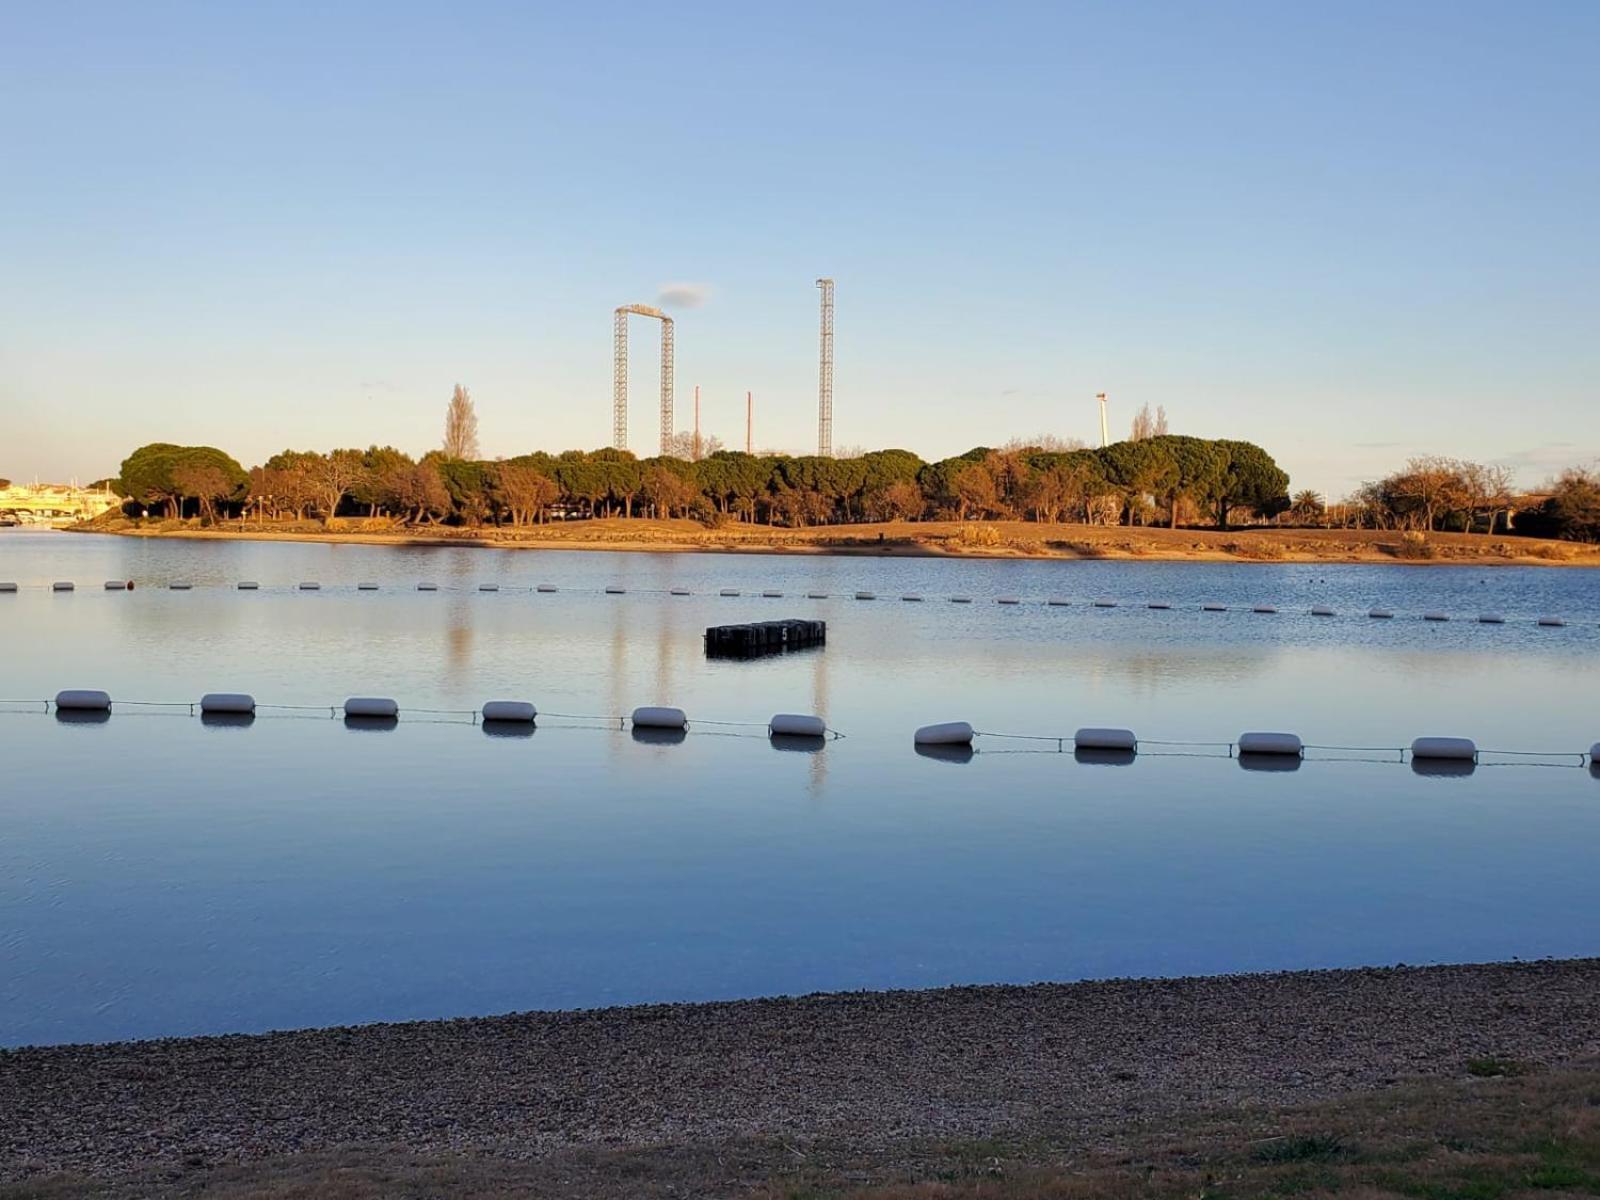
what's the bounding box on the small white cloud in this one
[657,282,712,309]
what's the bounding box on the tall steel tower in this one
[612,304,674,453]
[816,277,834,457]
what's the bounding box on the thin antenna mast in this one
[1097,393,1109,448]
[693,385,701,460]
[746,391,753,455]
[816,277,834,456]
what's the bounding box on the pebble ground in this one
[4,959,1599,1182]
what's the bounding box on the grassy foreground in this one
[7,1062,1597,1199]
[75,514,1600,566]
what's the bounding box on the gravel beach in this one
[4,959,1600,1184]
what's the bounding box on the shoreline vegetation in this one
[73,512,1600,565]
[4,959,1599,1198]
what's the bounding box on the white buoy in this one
[770,713,827,738]
[1423,612,1449,622]
[632,705,687,729]
[720,589,740,597]
[605,586,626,594]
[762,590,783,598]
[53,581,75,592]
[1477,613,1504,624]
[536,584,558,593]
[914,721,974,746]
[1148,602,1171,610]
[1074,727,1137,752]
[1093,599,1117,608]
[0,582,17,592]
[670,588,691,596]
[1311,605,1336,616]
[1047,598,1070,606]
[238,581,260,590]
[344,697,399,718]
[901,594,923,602]
[1411,736,1477,761]
[169,582,192,590]
[357,582,378,591]
[997,596,1021,605]
[55,689,111,711]
[200,693,256,715]
[482,700,537,723]
[1252,604,1277,614]
[1202,603,1228,611]
[1538,616,1566,627]
[417,583,438,591]
[104,580,127,590]
[1369,608,1394,619]
[855,591,876,600]
[478,584,499,592]
[1237,731,1303,756]
[949,596,972,603]
[299,582,320,591]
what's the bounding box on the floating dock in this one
[705,618,826,658]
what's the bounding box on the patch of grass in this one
[1250,1133,1349,1164]
[11,1068,1600,1200]
[1467,1058,1532,1078]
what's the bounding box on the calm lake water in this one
[2,530,1598,1046]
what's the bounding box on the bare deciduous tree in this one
[1000,434,1087,454]
[664,430,726,462]
[309,449,366,520]
[443,384,480,460]
[1129,404,1169,441]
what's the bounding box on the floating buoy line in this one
[0,579,1590,630]
[0,692,842,745]
[911,721,1599,773]
[2,691,1593,777]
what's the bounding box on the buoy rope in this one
[1477,748,1590,763]
[1140,738,1232,748]
[1302,743,1408,754]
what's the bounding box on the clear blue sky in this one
[2,1,1595,496]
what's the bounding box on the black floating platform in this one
[705,618,826,658]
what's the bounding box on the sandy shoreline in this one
[5,958,1599,1184]
[62,518,1600,567]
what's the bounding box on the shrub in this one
[1392,531,1436,560]
[1224,539,1287,560]
[956,523,1003,547]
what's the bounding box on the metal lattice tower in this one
[612,304,674,453]
[816,277,834,457]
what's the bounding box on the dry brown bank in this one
[73,515,1600,566]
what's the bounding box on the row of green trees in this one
[112,436,1294,529]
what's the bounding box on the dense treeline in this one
[113,436,1294,530]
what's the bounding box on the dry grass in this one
[9,1065,1600,1199]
